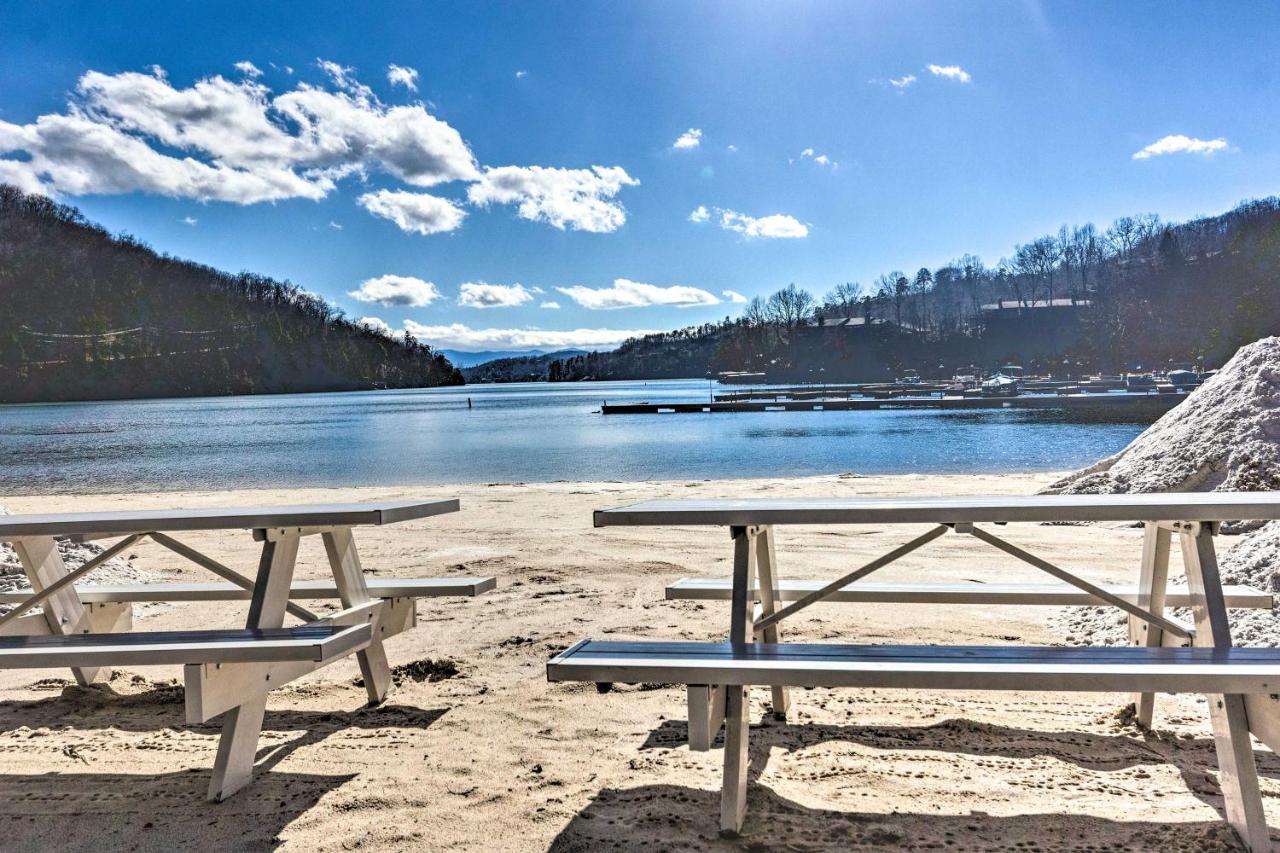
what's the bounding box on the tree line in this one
[532,198,1280,383]
[0,185,462,403]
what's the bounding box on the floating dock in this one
[602,392,1187,418]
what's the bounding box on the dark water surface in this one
[0,379,1146,494]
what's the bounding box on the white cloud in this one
[722,289,748,303]
[0,64,482,204]
[233,61,263,78]
[355,316,393,336]
[328,220,343,230]
[726,144,738,152]
[403,321,656,351]
[515,70,529,79]
[1132,134,1230,160]
[556,278,721,310]
[180,215,197,226]
[889,74,917,90]
[927,64,972,83]
[672,128,702,150]
[348,274,441,307]
[540,300,560,309]
[798,148,836,168]
[358,188,467,235]
[696,207,809,239]
[458,282,536,308]
[387,64,419,91]
[467,165,639,232]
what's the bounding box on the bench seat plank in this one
[666,578,1273,609]
[0,624,371,668]
[548,640,1280,694]
[0,577,497,604]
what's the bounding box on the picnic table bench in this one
[549,493,1280,850]
[0,499,495,801]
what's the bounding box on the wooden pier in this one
[602,392,1187,418]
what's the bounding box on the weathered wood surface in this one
[666,578,1271,608]
[548,640,1280,694]
[595,492,1280,527]
[0,623,370,668]
[0,499,459,540]
[0,576,498,603]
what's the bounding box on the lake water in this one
[0,379,1146,495]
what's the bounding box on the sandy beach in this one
[0,473,1269,851]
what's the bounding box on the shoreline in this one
[0,472,1263,851]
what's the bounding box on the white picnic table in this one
[553,492,1280,849]
[0,499,495,801]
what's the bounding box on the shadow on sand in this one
[546,715,1272,851]
[0,680,448,851]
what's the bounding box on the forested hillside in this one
[534,197,1280,383]
[0,186,462,403]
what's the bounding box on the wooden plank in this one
[184,598,409,723]
[1182,526,1271,852]
[1130,523,1172,725]
[11,537,103,685]
[547,640,1280,694]
[0,602,130,638]
[721,526,756,835]
[0,623,370,667]
[323,529,391,704]
[686,684,725,752]
[0,576,498,604]
[208,535,299,803]
[665,578,1271,609]
[0,499,460,541]
[593,492,1280,528]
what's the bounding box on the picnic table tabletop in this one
[0,498,460,540]
[593,492,1280,527]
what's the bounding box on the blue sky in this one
[2,0,1277,351]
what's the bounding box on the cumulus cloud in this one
[1132,134,1230,160]
[181,216,197,226]
[556,278,721,310]
[0,62,642,237]
[467,165,639,232]
[328,220,343,230]
[515,70,529,79]
[348,274,441,307]
[889,74,916,90]
[458,282,536,308]
[355,316,393,336]
[927,64,972,83]
[402,321,656,351]
[722,289,749,303]
[540,300,560,309]
[358,189,467,234]
[672,128,702,150]
[691,207,809,239]
[387,64,419,91]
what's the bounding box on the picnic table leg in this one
[207,534,300,802]
[11,536,105,685]
[754,525,790,720]
[322,528,392,705]
[1181,523,1271,852]
[1129,522,1172,725]
[720,525,758,835]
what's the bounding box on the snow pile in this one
[1044,337,1280,646]
[0,505,150,614]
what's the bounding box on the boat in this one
[896,369,922,386]
[981,373,1020,398]
[1167,368,1198,387]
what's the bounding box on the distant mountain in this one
[0,186,463,403]
[461,349,590,382]
[440,348,583,368]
